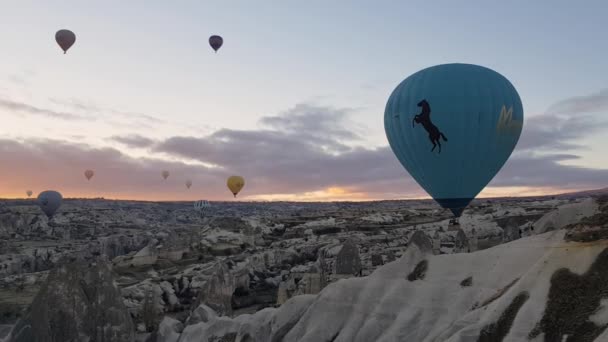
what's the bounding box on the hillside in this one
[0,195,605,341]
[156,198,608,342]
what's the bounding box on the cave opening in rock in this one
[231,282,278,315]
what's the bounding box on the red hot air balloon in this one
[84,169,94,181]
[55,29,76,54]
[209,35,223,53]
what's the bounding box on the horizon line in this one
[2,186,605,204]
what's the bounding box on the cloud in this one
[50,97,167,128]
[515,88,608,152]
[0,138,227,200]
[153,101,608,198]
[4,70,35,87]
[545,89,608,115]
[110,134,156,148]
[2,92,162,127]
[110,109,167,126]
[154,126,608,198]
[259,103,362,142]
[155,132,408,193]
[0,98,89,121]
[49,98,99,112]
[491,88,608,190]
[2,133,604,201]
[7,74,27,86]
[154,104,411,196]
[2,95,607,201]
[490,153,608,189]
[516,113,607,151]
[5,95,206,138]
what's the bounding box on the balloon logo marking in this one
[496,105,522,135]
[412,99,448,153]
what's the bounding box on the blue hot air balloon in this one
[384,63,523,217]
[37,190,63,219]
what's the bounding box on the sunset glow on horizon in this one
[0,185,593,203]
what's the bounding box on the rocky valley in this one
[0,191,606,341]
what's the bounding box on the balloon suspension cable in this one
[63,51,66,54]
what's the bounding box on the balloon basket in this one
[448,218,460,231]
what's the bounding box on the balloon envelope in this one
[26,190,33,198]
[55,29,76,54]
[194,200,210,211]
[162,170,170,180]
[186,180,192,189]
[37,190,63,219]
[227,176,245,197]
[384,63,523,217]
[84,169,94,180]
[209,35,223,52]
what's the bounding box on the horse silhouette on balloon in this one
[412,99,448,153]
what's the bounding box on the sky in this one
[0,0,607,201]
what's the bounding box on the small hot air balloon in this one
[162,170,170,180]
[384,63,523,217]
[209,35,223,53]
[84,169,94,181]
[227,175,245,198]
[186,180,192,189]
[37,190,63,219]
[26,190,33,198]
[194,200,210,216]
[55,29,76,54]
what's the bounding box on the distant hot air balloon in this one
[84,169,94,181]
[209,35,223,53]
[186,180,192,189]
[26,190,33,198]
[37,190,63,219]
[162,170,170,180]
[384,63,523,217]
[227,176,245,198]
[55,29,76,54]
[194,200,210,216]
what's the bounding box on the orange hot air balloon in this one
[55,29,76,54]
[84,169,94,181]
[227,175,245,198]
[162,170,170,180]
[186,180,192,189]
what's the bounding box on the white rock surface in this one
[534,198,598,234]
[156,317,182,342]
[171,229,608,342]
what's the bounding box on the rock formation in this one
[9,258,134,342]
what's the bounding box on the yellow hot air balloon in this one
[162,170,170,180]
[186,180,192,189]
[227,175,245,198]
[84,169,94,181]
